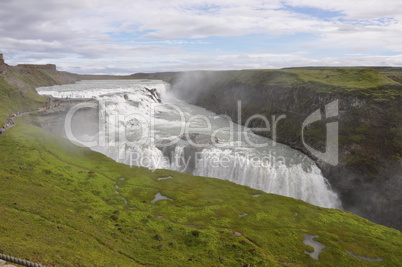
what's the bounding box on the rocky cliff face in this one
[170,69,402,230]
[17,63,57,70]
[0,54,6,74]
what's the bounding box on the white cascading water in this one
[37,80,341,209]
[193,148,338,207]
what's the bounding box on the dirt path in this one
[0,98,84,137]
[0,110,38,136]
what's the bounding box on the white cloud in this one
[0,0,401,73]
[283,0,402,19]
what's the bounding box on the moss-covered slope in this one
[0,121,401,266]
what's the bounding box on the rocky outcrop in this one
[157,133,218,173]
[144,87,162,103]
[170,69,402,230]
[0,54,7,74]
[17,63,57,71]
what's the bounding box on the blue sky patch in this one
[283,5,344,20]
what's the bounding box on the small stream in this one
[114,182,128,204]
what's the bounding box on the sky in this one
[1,0,402,74]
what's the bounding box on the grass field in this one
[0,119,401,266]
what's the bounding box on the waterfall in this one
[37,79,341,209]
[193,148,340,208]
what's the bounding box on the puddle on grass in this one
[239,213,248,217]
[151,192,174,204]
[252,194,260,197]
[158,176,173,181]
[346,250,383,262]
[303,234,326,260]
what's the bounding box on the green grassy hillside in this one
[139,67,402,97]
[0,120,401,266]
[286,67,400,88]
[0,64,78,120]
